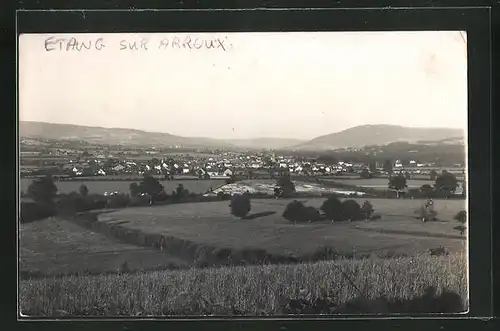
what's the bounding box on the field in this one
[210,179,366,196]
[19,253,467,316]
[20,218,188,277]
[19,180,468,316]
[20,178,226,195]
[96,198,466,258]
[323,178,436,188]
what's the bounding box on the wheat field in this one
[19,253,467,317]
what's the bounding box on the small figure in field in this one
[274,187,283,199]
[422,199,436,222]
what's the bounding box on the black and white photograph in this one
[18,31,469,317]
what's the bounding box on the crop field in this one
[20,217,188,277]
[96,198,467,258]
[20,178,226,195]
[19,253,467,316]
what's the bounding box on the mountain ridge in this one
[19,121,464,150]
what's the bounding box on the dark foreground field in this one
[19,253,467,316]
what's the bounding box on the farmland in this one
[19,253,467,316]
[20,217,188,277]
[20,178,226,195]
[95,198,466,258]
[19,180,468,316]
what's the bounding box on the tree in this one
[435,171,458,198]
[27,175,58,203]
[361,200,374,220]
[383,159,393,176]
[342,199,363,221]
[359,168,372,179]
[276,172,296,197]
[388,174,407,198]
[229,194,251,218]
[79,184,89,197]
[283,200,306,223]
[137,175,165,203]
[430,170,438,181]
[303,206,321,222]
[420,184,434,198]
[320,196,344,222]
[369,161,377,173]
[453,210,467,235]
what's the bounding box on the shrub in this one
[420,184,434,198]
[361,200,374,220]
[20,201,56,223]
[454,210,467,224]
[416,203,438,222]
[283,200,306,223]
[79,184,89,197]
[107,193,130,208]
[342,199,363,221]
[303,206,322,222]
[217,191,231,201]
[453,210,467,235]
[229,194,251,218]
[320,196,343,222]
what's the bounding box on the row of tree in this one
[388,171,464,198]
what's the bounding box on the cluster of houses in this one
[20,140,464,179]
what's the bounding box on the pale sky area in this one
[19,31,467,140]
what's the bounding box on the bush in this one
[79,184,89,197]
[20,201,56,223]
[320,196,343,222]
[283,200,306,223]
[107,193,130,208]
[453,210,467,235]
[303,206,322,222]
[283,201,321,223]
[229,194,251,218]
[216,191,231,201]
[361,200,374,220]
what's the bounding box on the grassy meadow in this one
[20,178,226,195]
[96,198,467,258]
[19,253,467,316]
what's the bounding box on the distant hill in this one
[227,138,305,150]
[293,125,465,150]
[19,122,465,151]
[19,121,236,149]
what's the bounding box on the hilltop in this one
[294,125,464,150]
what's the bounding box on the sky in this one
[19,31,467,140]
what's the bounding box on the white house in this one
[223,169,233,176]
[182,168,190,174]
[113,165,125,172]
[96,169,106,176]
